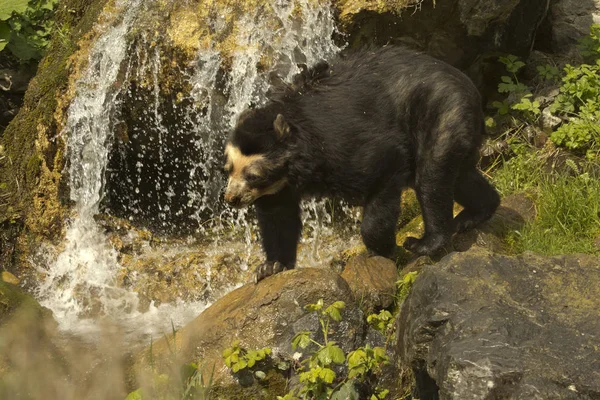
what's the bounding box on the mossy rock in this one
[0,0,109,273]
[0,280,52,323]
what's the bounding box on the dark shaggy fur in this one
[225,46,500,281]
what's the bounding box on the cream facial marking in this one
[223,144,287,207]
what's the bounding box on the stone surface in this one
[545,0,600,54]
[341,254,398,313]
[1,271,19,285]
[336,0,549,83]
[453,192,537,253]
[396,247,600,400]
[133,268,364,399]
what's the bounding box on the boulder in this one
[396,247,600,400]
[133,268,365,398]
[336,0,550,90]
[544,0,600,55]
[452,192,536,253]
[341,254,398,313]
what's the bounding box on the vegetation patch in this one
[487,24,600,257]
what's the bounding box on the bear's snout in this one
[224,178,255,208]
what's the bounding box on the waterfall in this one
[34,0,352,341]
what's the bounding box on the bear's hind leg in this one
[254,187,302,282]
[360,180,403,258]
[453,166,500,232]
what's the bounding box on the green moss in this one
[25,155,42,185]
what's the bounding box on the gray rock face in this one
[396,248,600,400]
[547,0,600,54]
[339,0,550,67]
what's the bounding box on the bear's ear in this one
[273,114,290,140]
[236,109,255,127]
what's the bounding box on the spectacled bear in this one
[223,46,500,282]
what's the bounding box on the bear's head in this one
[223,107,292,208]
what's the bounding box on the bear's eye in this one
[245,171,263,184]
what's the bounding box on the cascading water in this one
[34,0,359,341]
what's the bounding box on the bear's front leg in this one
[254,187,302,282]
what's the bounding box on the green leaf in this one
[373,347,387,361]
[232,360,247,373]
[329,345,345,364]
[0,0,29,21]
[0,22,9,51]
[292,331,312,350]
[318,367,335,384]
[7,31,42,60]
[125,389,143,400]
[347,349,365,369]
[324,301,345,322]
[305,299,324,312]
[317,343,345,366]
[331,381,360,400]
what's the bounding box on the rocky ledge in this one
[397,248,600,400]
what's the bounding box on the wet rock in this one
[1,271,19,285]
[133,268,364,398]
[396,247,600,400]
[341,254,398,313]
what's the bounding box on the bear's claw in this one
[254,261,289,283]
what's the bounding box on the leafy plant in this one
[536,64,560,81]
[578,23,600,60]
[396,271,418,303]
[0,0,58,61]
[366,310,394,335]
[492,55,540,120]
[280,299,389,400]
[222,340,272,374]
[549,25,600,156]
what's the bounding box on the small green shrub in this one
[396,271,418,303]
[549,25,600,157]
[0,0,58,61]
[279,299,389,400]
[366,310,394,335]
[492,55,540,120]
[490,141,543,196]
[578,23,600,60]
[222,340,272,374]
